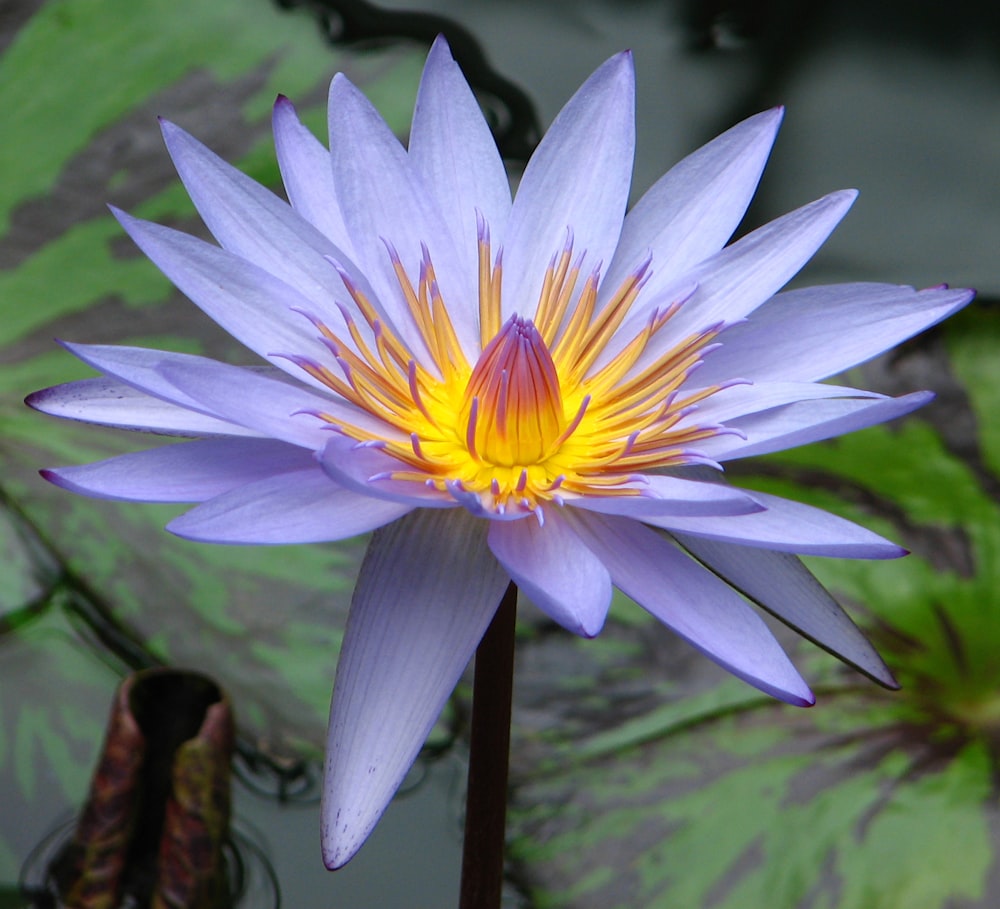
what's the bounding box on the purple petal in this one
[674,535,898,687]
[167,468,409,543]
[25,376,259,437]
[327,74,478,360]
[488,510,611,637]
[603,108,783,303]
[696,282,975,384]
[272,96,354,254]
[701,390,932,461]
[648,490,906,558]
[159,119,356,322]
[90,351,335,450]
[112,209,349,388]
[319,435,455,508]
[155,356,387,448]
[569,510,814,706]
[695,380,883,425]
[602,190,857,370]
[42,438,313,502]
[564,473,763,518]
[409,36,512,281]
[502,52,634,322]
[56,342,306,428]
[322,509,509,868]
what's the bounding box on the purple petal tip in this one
[38,467,69,490]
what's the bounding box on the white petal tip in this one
[321,827,367,871]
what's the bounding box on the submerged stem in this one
[459,581,518,909]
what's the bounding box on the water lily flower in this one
[28,37,972,868]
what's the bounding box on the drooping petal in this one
[167,468,409,543]
[25,376,260,437]
[501,52,634,321]
[409,36,512,278]
[674,534,898,687]
[603,107,783,302]
[700,390,932,461]
[322,509,510,869]
[319,434,455,508]
[272,96,354,255]
[648,490,906,558]
[488,510,611,637]
[327,73,478,360]
[695,282,975,384]
[159,119,357,323]
[563,473,763,518]
[155,356,389,448]
[42,438,313,502]
[569,510,814,706]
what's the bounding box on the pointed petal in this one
[156,356,388,448]
[700,390,932,461]
[696,283,975,384]
[694,380,883,425]
[327,74,478,360]
[648,490,906,558]
[87,347,328,450]
[25,376,259,437]
[564,474,763,518]
[322,509,509,868]
[603,191,857,370]
[159,119,356,322]
[272,96,354,254]
[674,535,898,687]
[41,438,313,502]
[502,52,634,321]
[569,510,814,706]
[112,209,344,387]
[603,108,783,300]
[409,36,511,278]
[56,342,305,428]
[488,510,611,637]
[319,434,455,508]
[167,468,409,543]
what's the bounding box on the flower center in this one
[461,315,566,467]
[292,221,728,516]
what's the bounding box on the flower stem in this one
[459,581,518,909]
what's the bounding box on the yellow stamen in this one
[306,227,727,514]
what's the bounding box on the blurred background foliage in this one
[1,0,999,906]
